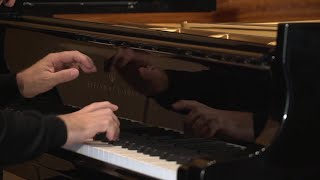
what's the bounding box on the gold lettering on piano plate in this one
[87,80,140,97]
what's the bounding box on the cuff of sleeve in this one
[0,73,21,98]
[46,116,68,149]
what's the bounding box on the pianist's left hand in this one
[16,51,97,98]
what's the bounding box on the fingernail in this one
[70,69,78,77]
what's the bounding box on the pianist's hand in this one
[1,0,16,7]
[113,48,169,96]
[172,100,254,142]
[16,51,97,98]
[58,101,120,146]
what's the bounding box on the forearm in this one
[0,110,67,165]
[220,112,255,142]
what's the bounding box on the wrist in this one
[16,69,37,98]
[59,114,81,146]
[16,72,26,97]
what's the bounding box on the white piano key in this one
[64,141,180,180]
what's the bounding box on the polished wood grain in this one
[213,0,320,22]
[55,0,320,23]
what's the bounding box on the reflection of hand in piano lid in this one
[112,48,169,96]
[104,55,116,73]
[172,100,255,142]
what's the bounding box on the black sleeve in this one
[0,110,67,166]
[0,74,21,106]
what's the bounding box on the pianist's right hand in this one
[58,101,120,146]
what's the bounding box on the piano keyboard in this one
[65,141,180,180]
[63,118,250,180]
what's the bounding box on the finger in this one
[118,48,135,67]
[113,48,133,68]
[50,68,79,85]
[184,111,198,125]
[172,100,201,111]
[172,100,188,111]
[192,118,206,130]
[138,66,159,81]
[131,51,150,66]
[5,0,16,7]
[199,126,211,138]
[82,101,118,112]
[116,48,150,68]
[50,51,97,73]
[111,113,120,127]
[89,109,119,126]
[99,111,120,127]
[187,109,201,122]
[106,123,120,141]
[0,0,4,6]
[207,126,219,137]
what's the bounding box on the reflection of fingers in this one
[138,67,149,80]
[184,108,200,125]
[172,100,201,111]
[138,67,158,81]
[172,100,188,111]
[199,126,211,137]
[117,55,129,68]
[192,118,205,130]
[208,127,218,137]
[120,49,135,67]
[187,110,201,122]
[114,48,134,68]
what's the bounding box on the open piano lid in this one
[0,0,216,16]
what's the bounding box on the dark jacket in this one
[0,74,67,166]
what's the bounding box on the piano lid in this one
[0,0,216,16]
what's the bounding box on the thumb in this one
[172,100,192,111]
[172,100,201,111]
[51,68,79,85]
[139,67,158,81]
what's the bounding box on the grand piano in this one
[1,3,320,179]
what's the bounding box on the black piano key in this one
[93,132,108,142]
[142,146,154,155]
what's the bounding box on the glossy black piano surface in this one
[1,17,320,179]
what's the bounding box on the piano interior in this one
[1,1,320,179]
